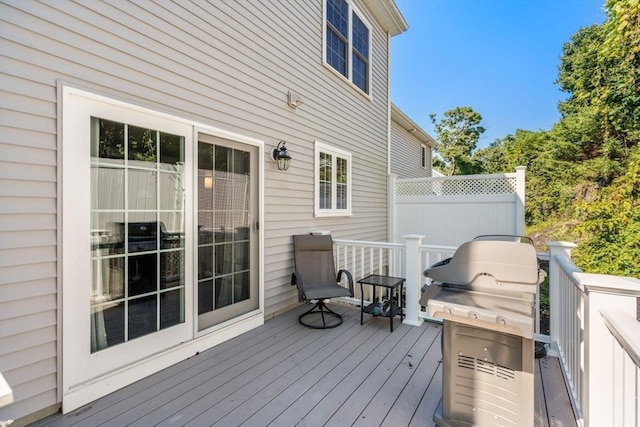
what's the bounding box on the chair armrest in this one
[291,272,305,302]
[337,269,354,297]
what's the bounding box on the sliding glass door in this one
[90,118,187,352]
[196,134,259,331]
[63,87,264,410]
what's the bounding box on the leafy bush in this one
[572,146,640,277]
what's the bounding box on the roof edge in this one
[391,103,437,147]
[363,0,409,36]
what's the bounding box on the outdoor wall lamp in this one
[272,140,292,171]
[287,91,304,108]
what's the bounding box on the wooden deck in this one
[33,304,576,427]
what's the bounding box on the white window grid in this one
[314,140,353,217]
[323,0,372,95]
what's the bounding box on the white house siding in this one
[390,120,431,178]
[0,0,399,422]
[389,104,435,179]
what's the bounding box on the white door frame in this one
[60,85,265,413]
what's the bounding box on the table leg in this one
[360,282,364,325]
[389,287,394,332]
[400,283,404,323]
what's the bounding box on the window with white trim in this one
[315,141,352,216]
[421,144,427,169]
[324,0,371,94]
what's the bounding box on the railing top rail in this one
[396,172,517,183]
[575,272,640,296]
[600,309,640,368]
[555,252,584,289]
[554,252,640,297]
[332,238,405,250]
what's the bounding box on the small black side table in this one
[358,274,405,332]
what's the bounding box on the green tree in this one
[475,130,549,174]
[476,0,638,226]
[601,0,640,148]
[573,146,640,277]
[426,0,639,279]
[430,107,485,175]
[474,129,576,224]
[557,0,639,164]
[473,137,509,174]
[556,25,606,118]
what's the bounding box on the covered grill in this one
[420,236,544,427]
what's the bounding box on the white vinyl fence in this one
[389,167,526,247]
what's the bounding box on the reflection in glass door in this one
[197,136,258,330]
[90,117,186,352]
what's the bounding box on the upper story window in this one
[421,144,428,169]
[324,0,371,94]
[315,140,352,217]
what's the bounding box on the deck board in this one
[386,331,442,427]
[324,324,427,426]
[535,358,550,427]
[197,306,370,426]
[127,306,356,426]
[240,311,385,426]
[407,366,442,427]
[33,304,576,427]
[267,314,392,426]
[539,355,578,427]
[350,325,440,427]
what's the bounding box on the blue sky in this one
[391,0,607,148]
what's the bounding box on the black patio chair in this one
[291,234,354,329]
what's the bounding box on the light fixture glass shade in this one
[276,156,291,171]
[272,141,292,171]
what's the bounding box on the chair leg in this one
[319,303,327,326]
[298,300,343,329]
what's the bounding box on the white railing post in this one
[547,241,577,346]
[403,234,424,327]
[515,166,526,236]
[578,273,640,427]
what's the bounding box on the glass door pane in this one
[197,136,258,331]
[90,117,185,352]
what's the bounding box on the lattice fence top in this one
[396,176,517,196]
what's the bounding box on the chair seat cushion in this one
[303,282,352,300]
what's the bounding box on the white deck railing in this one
[333,236,456,327]
[332,236,639,427]
[548,242,640,427]
[600,309,640,427]
[332,238,405,308]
